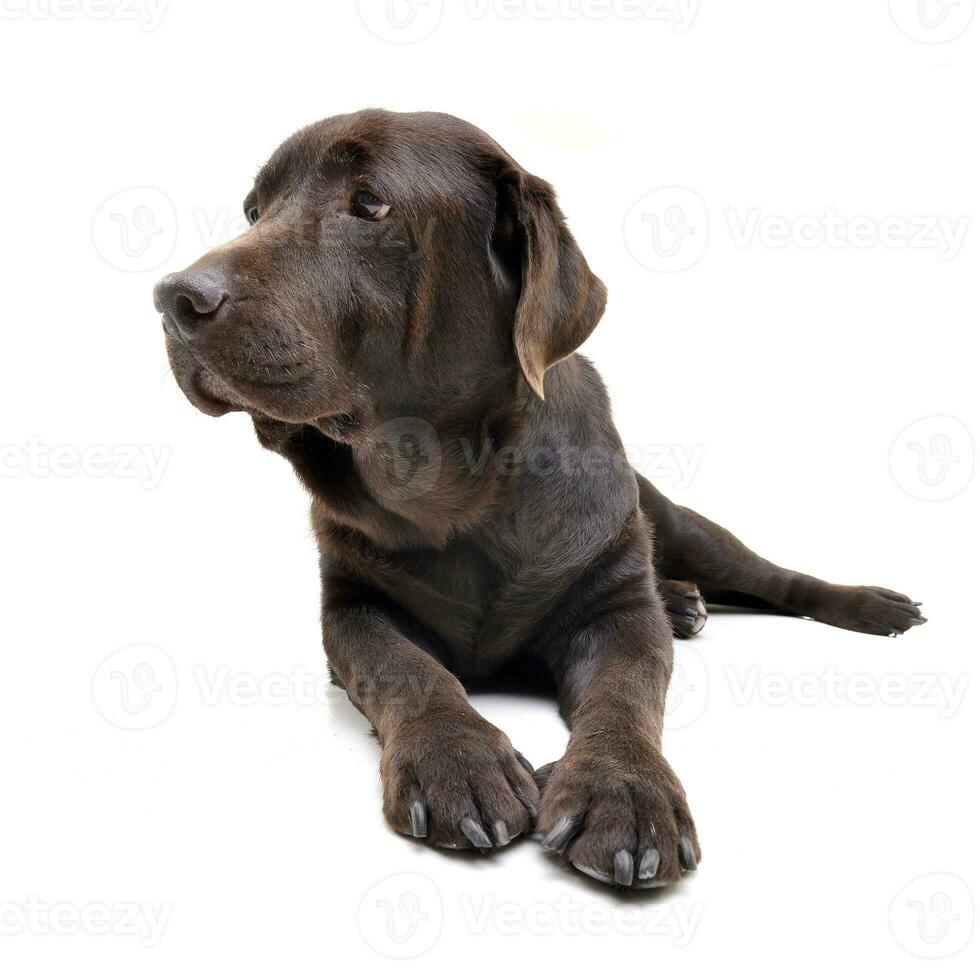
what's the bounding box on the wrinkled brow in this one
[254,139,372,200]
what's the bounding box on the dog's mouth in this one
[166,335,281,418]
[190,366,242,417]
[167,331,353,427]
[187,361,318,419]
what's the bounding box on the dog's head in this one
[155,109,606,433]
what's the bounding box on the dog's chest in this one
[345,515,528,672]
[398,527,520,635]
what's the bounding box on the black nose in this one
[153,271,227,340]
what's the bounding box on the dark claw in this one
[910,616,928,625]
[613,849,634,886]
[679,836,698,871]
[683,591,700,600]
[460,818,493,850]
[409,801,427,838]
[541,815,576,853]
[638,847,661,881]
[516,751,536,776]
[492,820,511,847]
[532,762,556,793]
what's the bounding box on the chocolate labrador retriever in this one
[154,109,926,889]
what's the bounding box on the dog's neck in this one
[252,391,531,552]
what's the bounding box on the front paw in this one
[659,579,708,638]
[536,742,699,889]
[381,709,540,850]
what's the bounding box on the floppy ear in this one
[495,165,607,400]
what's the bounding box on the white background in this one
[1,0,978,976]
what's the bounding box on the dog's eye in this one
[246,205,261,225]
[351,191,391,221]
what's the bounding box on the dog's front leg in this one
[535,569,700,888]
[322,590,539,850]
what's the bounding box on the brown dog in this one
[154,109,926,889]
